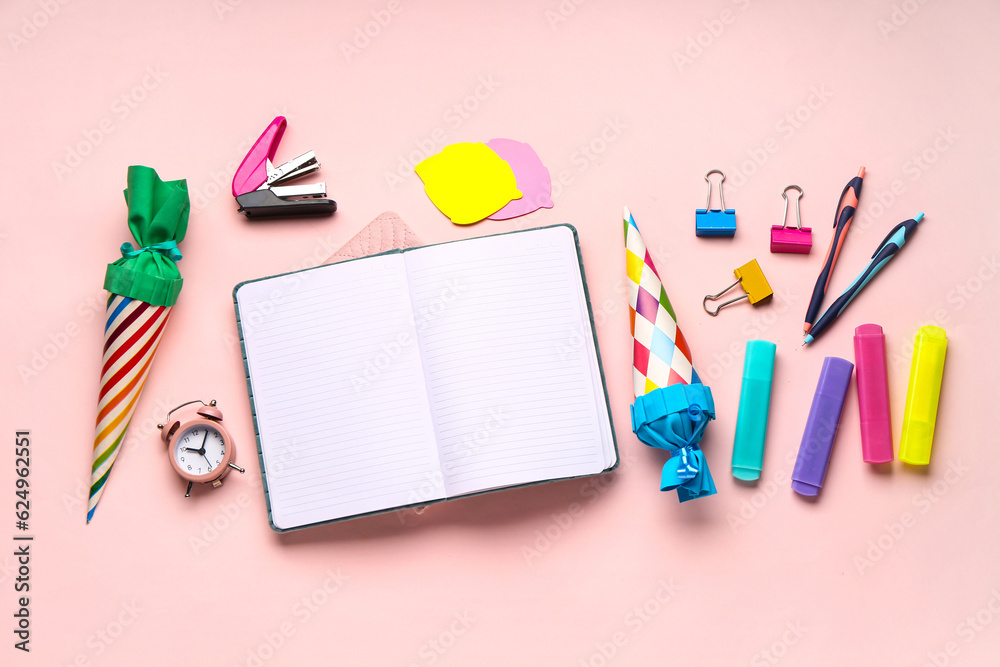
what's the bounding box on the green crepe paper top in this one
[103,165,190,307]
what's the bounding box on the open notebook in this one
[234,225,617,531]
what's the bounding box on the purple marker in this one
[792,357,854,496]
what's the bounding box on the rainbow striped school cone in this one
[624,206,716,502]
[89,166,189,522]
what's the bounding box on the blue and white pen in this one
[804,213,924,345]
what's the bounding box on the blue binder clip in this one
[695,169,736,237]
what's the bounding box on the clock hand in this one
[199,430,210,455]
[202,452,213,471]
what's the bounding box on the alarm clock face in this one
[173,424,228,479]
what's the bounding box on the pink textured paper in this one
[323,211,422,263]
[2,1,998,666]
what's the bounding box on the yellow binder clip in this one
[703,260,773,316]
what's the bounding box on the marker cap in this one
[792,356,854,496]
[732,340,776,481]
[899,326,947,465]
[853,324,893,463]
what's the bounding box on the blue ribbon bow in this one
[631,382,717,502]
[120,240,182,262]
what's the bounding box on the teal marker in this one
[731,340,777,481]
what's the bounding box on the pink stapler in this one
[231,116,336,218]
[770,185,811,253]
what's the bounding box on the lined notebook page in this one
[236,254,445,529]
[404,226,615,497]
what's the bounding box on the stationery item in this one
[792,357,854,496]
[770,185,811,253]
[804,167,865,333]
[158,400,245,497]
[731,340,776,481]
[898,326,947,465]
[321,211,422,264]
[415,142,522,225]
[89,166,189,523]
[695,169,736,236]
[234,225,617,530]
[853,324,893,463]
[703,260,773,316]
[486,139,554,220]
[624,207,717,502]
[231,116,337,218]
[803,213,924,344]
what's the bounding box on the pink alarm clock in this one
[158,400,245,497]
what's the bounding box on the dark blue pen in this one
[804,213,924,345]
[804,167,866,334]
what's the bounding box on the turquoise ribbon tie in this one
[120,240,182,262]
[630,383,718,503]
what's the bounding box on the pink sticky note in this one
[486,139,554,220]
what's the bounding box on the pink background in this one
[3,0,999,665]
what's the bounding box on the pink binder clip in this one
[770,185,811,254]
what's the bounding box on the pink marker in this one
[853,324,893,463]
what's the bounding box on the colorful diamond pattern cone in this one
[624,206,700,398]
[625,206,717,502]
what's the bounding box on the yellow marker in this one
[414,143,522,225]
[898,325,947,465]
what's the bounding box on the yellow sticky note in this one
[415,143,522,225]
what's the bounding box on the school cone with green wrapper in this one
[89,166,189,522]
